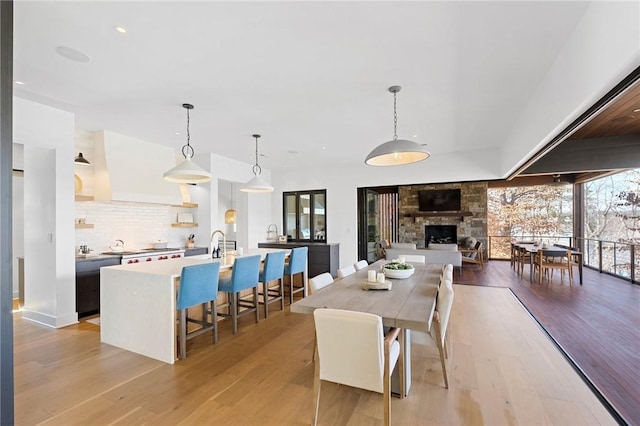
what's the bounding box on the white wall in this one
[192,153,273,254]
[272,150,499,268]
[12,144,24,298]
[14,97,76,328]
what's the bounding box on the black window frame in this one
[283,189,327,242]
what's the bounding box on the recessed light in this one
[322,146,326,150]
[413,134,418,138]
[14,80,24,85]
[55,46,90,63]
[113,26,128,34]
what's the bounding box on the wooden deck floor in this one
[456,260,640,425]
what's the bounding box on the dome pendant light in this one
[365,85,430,166]
[163,103,212,184]
[74,152,91,165]
[240,134,274,193]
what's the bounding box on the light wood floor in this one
[14,285,615,425]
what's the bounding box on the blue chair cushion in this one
[259,250,286,283]
[177,262,221,310]
[284,247,308,275]
[219,255,261,293]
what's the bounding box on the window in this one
[283,190,326,242]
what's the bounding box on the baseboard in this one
[20,309,79,329]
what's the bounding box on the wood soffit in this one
[517,67,640,182]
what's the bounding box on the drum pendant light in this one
[240,134,274,193]
[365,85,430,166]
[163,103,212,183]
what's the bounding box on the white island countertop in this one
[100,248,289,364]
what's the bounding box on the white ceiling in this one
[14,1,593,172]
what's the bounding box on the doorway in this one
[357,186,399,262]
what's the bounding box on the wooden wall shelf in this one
[171,202,198,208]
[171,223,198,228]
[75,195,94,202]
[75,223,95,229]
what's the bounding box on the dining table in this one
[290,259,442,396]
[515,243,583,284]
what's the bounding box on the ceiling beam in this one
[519,134,640,175]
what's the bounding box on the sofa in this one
[384,242,462,271]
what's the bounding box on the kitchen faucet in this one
[210,230,226,261]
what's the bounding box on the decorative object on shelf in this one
[74,174,83,193]
[382,262,415,279]
[163,103,212,184]
[74,152,91,165]
[177,212,194,223]
[365,85,430,166]
[240,134,274,193]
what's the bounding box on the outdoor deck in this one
[457,260,640,425]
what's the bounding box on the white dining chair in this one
[337,264,356,278]
[309,272,334,294]
[399,254,425,264]
[441,264,453,284]
[411,278,454,388]
[354,260,369,271]
[313,308,404,426]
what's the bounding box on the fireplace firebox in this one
[425,225,457,246]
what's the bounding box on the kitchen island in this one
[100,248,289,364]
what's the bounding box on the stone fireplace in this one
[425,225,458,246]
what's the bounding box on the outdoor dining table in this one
[290,259,442,396]
[515,243,583,284]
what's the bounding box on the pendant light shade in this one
[224,209,237,224]
[163,103,212,184]
[225,182,237,225]
[241,134,274,193]
[365,86,430,166]
[74,152,91,165]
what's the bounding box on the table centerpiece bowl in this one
[383,262,415,279]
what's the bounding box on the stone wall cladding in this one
[398,182,488,252]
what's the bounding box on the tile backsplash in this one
[75,200,202,253]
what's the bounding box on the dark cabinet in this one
[75,257,121,318]
[258,242,339,278]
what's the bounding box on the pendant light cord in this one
[252,134,262,176]
[182,104,195,159]
[393,90,398,141]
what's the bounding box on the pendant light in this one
[365,85,430,166]
[240,134,274,193]
[225,182,237,231]
[163,103,212,184]
[74,152,91,165]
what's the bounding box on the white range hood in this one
[93,130,183,205]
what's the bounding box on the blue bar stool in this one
[218,255,261,334]
[258,250,286,318]
[176,262,221,360]
[285,247,308,304]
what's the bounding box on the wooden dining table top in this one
[290,260,441,332]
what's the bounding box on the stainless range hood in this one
[93,130,184,205]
